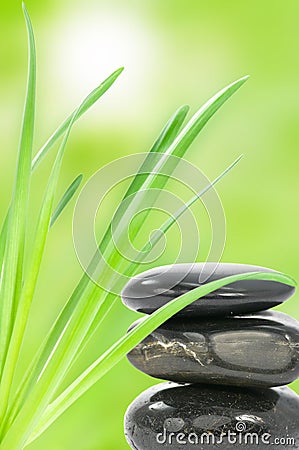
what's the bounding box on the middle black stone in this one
[127,310,299,388]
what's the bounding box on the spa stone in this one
[122,263,295,317]
[127,311,299,388]
[124,382,299,450]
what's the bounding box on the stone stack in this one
[122,263,299,449]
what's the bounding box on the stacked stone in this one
[122,263,299,450]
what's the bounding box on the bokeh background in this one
[1,0,299,448]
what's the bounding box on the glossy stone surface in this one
[127,311,299,387]
[124,382,299,449]
[122,263,295,317]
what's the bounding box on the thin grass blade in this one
[96,104,190,259]
[50,174,83,227]
[0,78,122,429]
[0,68,123,272]
[0,3,36,375]
[124,105,190,198]
[144,155,243,252]
[108,76,249,265]
[32,68,123,171]
[144,76,248,185]
[0,216,8,276]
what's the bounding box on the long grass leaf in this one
[0,79,122,429]
[0,109,76,423]
[24,270,296,445]
[0,3,36,375]
[96,105,190,261]
[143,155,243,253]
[31,69,123,171]
[0,68,123,272]
[104,76,249,273]
[125,105,190,198]
[0,216,8,276]
[50,174,83,227]
[146,76,248,185]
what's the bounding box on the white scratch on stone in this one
[140,334,210,366]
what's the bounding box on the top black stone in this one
[121,263,295,317]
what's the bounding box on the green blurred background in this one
[1,0,299,448]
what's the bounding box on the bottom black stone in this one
[124,382,299,449]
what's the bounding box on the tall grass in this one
[0,5,295,449]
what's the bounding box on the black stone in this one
[124,382,299,449]
[121,263,295,317]
[127,311,299,387]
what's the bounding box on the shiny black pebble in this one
[121,263,295,317]
[127,311,299,387]
[124,382,299,449]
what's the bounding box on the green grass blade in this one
[146,76,248,182]
[0,78,122,430]
[0,3,36,375]
[109,76,249,258]
[50,174,83,227]
[0,97,78,425]
[0,66,122,286]
[0,216,8,274]
[144,155,243,252]
[97,105,190,257]
[26,270,296,445]
[124,105,190,198]
[0,106,77,424]
[0,68,123,271]
[65,292,115,369]
[31,68,123,171]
